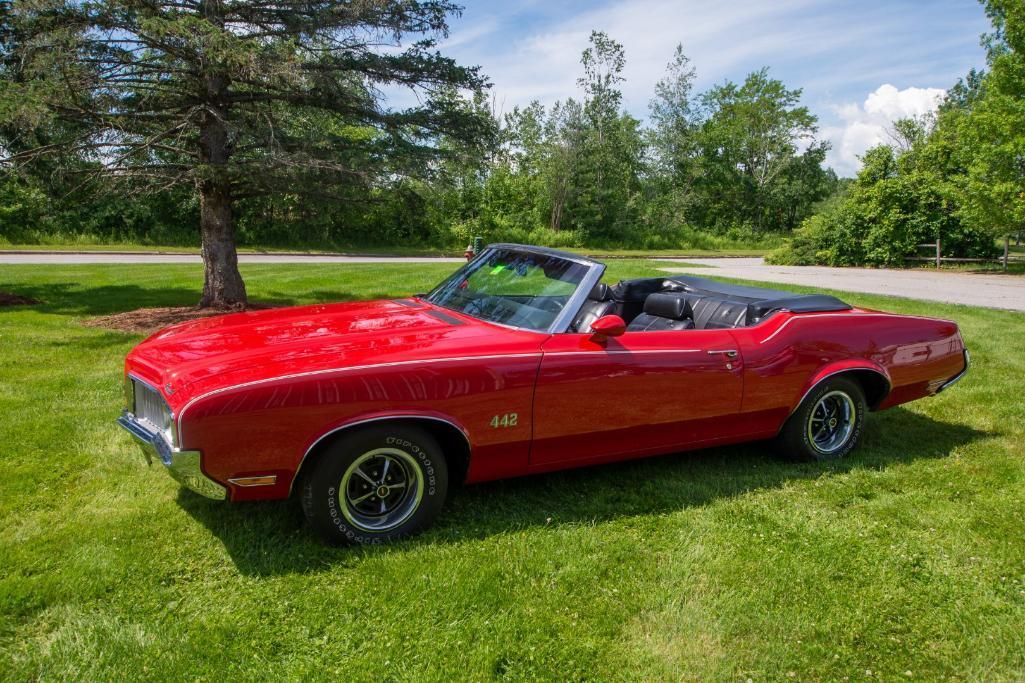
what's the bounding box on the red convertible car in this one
[119,244,968,543]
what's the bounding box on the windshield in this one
[424,247,598,332]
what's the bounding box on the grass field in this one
[1,261,1024,681]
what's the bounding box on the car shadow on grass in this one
[176,406,986,577]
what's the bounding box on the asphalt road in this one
[660,257,1025,312]
[2,251,1022,311]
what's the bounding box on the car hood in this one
[126,299,542,406]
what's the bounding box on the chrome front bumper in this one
[117,411,226,500]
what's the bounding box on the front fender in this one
[288,409,473,496]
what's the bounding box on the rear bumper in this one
[936,349,970,394]
[117,411,227,500]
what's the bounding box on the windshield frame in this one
[422,244,606,334]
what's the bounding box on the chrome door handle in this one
[707,349,738,358]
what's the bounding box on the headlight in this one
[128,376,177,446]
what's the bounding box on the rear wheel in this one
[300,425,448,544]
[776,377,866,462]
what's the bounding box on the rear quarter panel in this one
[731,309,965,434]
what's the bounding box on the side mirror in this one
[589,314,626,341]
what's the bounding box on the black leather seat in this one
[570,283,617,333]
[612,275,851,328]
[688,296,748,329]
[626,293,696,331]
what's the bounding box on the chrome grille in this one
[132,379,173,441]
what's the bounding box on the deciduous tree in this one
[695,69,830,231]
[956,0,1025,242]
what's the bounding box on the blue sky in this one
[434,0,991,176]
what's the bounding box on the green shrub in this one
[769,146,998,267]
[0,174,52,239]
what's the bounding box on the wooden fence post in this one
[936,238,941,268]
[1005,236,1010,271]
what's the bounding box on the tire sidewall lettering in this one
[303,428,448,544]
[386,435,437,493]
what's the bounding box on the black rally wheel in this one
[300,424,448,544]
[776,376,866,462]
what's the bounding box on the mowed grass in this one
[1,261,1023,681]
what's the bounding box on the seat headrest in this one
[588,282,613,301]
[643,293,692,320]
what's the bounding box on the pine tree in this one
[2,0,489,307]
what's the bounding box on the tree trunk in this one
[199,178,247,308]
[550,191,564,231]
[196,61,247,309]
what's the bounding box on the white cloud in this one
[384,0,985,176]
[823,84,945,177]
[447,0,982,119]
[464,0,829,115]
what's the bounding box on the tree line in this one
[1,0,1021,306]
[438,37,836,250]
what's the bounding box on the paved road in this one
[0,252,465,264]
[660,258,1025,312]
[3,251,1021,312]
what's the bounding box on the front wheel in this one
[300,425,448,544]
[776,377,866,462]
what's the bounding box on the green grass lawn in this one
[1,261,1023,681]
[909,260,1025,276]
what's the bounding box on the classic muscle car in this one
[118,244,969,543]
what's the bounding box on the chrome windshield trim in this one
[549,260,605,333]
[423,243,606,335]
[484,243,602,267]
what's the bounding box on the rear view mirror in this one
[590,314,626,341]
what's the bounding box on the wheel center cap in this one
[828,417,838,428]
[376,485,390,498]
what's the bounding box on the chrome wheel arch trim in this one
[787,366,891,421]
[287,414,472,496]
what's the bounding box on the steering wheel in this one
[462,295,497,318]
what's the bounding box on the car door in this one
[529,328,744,469]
